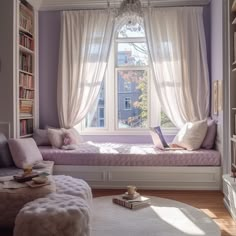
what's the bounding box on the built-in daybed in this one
[39,142,221,190]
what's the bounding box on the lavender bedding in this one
[39,142,221,167]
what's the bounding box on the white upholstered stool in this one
[54,175,92,207]
[14,193,91,236]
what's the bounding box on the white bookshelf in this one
[18,0,36,137]
[223,0,236,221]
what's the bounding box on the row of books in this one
[19,32,34,51]
[20,3,33,34]
[19,52,33,73]
[19,73,34,88]
[19,87,34,99]
[112,195,150,209]
[19,100,33,114]
[20,119,33,136]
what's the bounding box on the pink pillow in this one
[63,128,83,146]
[201,119,217,149]
[8,138,43,169]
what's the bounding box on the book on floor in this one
[112,195,151,209]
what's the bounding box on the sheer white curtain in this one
[144,7,209,128]
[57,10,114,128]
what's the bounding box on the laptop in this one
[150,126,183,150]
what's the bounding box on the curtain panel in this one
[57,10,114,128]
[144,7,210,128]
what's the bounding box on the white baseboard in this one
[53,165,221,190]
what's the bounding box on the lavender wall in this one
[39,11,60,128]
[39,6,211,143]
[210,0,224,171]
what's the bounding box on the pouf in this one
[54,175,92,207]
[14,193,91,236]
[0,174,56,227]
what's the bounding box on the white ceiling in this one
[29,0,211,11]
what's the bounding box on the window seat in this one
[38,142,221,191]
[39,142,221,167]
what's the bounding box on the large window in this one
[82,21,175,134]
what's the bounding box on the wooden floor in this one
[1,190,236,236]
[93,189,236,236]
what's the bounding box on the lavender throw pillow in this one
[201,120,217,149]
[33,129,50,146]
[8,138,43,169]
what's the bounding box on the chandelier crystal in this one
[116,0,143,24]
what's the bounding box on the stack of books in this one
[112,195,151,209]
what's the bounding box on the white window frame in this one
[79,24,178,136]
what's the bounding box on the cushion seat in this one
[14,193,91,236]
[54,175,92,207]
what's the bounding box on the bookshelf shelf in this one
[19,85,34,91]
[20,116,34,119]
[19,45,34,55]
[19,98,34,101]
[19,69,33,76]
[19,26,33,37]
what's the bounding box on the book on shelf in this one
[20,119,33,136]
[19,31,34,51]
[112,196,151,209]
[20,2,33,34]
[19,52,33,73]
[19,72,34,88]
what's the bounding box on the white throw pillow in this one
[172,120,207,150]
[48,128,64,148]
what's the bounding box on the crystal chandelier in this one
[116,0,143,24]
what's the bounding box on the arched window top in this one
[117,21,145,39]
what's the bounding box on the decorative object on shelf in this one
[116,0,143,25]
[212,80,218,115]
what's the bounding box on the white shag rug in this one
[91,196,221,236]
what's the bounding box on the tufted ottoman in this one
[54,175,92,207]
[14,193,91,236]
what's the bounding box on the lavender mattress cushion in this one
[39,142,221,166]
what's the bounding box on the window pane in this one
[161,111,175,128]
[85,82,105,128]
[117,22,145,38]
[117,70,148,128]
[117,43,148,66]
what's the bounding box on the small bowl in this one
[32,176,48,184]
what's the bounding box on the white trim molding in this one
[38,0,211,11]
[54,165,221,190]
